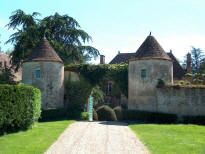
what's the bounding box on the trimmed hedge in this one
[0,84,41,133]
[97,105,117,121]
[182,115,205,125]
[39,108,67,121]
[122,110,177,123]
[113,106,123,121]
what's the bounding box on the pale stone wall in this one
[64,71,80,82]
[156,87,205,116]
[128,59,173,111]
[22,61,64,109]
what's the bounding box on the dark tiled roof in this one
[167,52,186,79]
[135,35,171,61]
[109,53,136,64]
[109,51,186,79]
[26,38,63,63]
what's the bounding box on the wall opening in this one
[141,69,147,78]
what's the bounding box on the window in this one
[106,82,112,95]
[35,70,41,78]
[141,69,146,78]
[0,62,2,67]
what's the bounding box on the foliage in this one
[65,63,128,97]
[91,86,105,107]
[156,79,165,88]
[190,47,205,73]
[182,116,205,125]
[93,109,98,121]
[123,110,177,123]
[0,67,15,84]
[65,76,92,111]
[113,106,123,121]
[0,120,75,154]
[39,108,67,121]
[129,124,205,154]
[96,105,117,121]
[0,84,41,133]
[80,112,89,120]
[6,9,100,70]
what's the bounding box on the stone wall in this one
[64,71,80,82]
[22,61,64,109]
[156,87,205,116]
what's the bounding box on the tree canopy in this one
[7,10,100,70]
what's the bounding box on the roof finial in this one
[118,50,120,54]
[170,49,172,53]
[149,31,152,36]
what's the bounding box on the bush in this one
[96,105,117,121]
[39,108,67,121]
[182,116,205,125]
[93,109,98,121]
[80,112,89,120]
[156,79,165,88]
[123,110,177,123]
[113,106,123,121]
[65,77,92,111]
[0,84,41,133]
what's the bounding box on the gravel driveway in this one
[45,121,150,154]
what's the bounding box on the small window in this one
[141,69,146,78]
[106,82,112,95]
[35,70,41,78]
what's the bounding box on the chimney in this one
[100,55,105,64]
[187,53,192,73]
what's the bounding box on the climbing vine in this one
[64,63,128,97]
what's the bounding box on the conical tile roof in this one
[135,35,171,61]
[26,38,63,63]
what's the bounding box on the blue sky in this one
[0,0,205,63]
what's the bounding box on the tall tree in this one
[6,10,100,70]
[191,46,204,73]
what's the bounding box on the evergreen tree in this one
[6,10,100,70]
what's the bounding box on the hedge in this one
[39,108,67,121]
[97,105,117,121]
[0,84,41,133]
[122,110,177,123]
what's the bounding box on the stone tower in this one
[128,35,173,111]
[22,38,64,109]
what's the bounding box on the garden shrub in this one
[39,108,67,121]
[96,105,117,121]
[80,112,89,120]
[182,115,205,125]
[113,106,123,121]
[0,84,41,133]
[93,109,98,121]
[123,110,177,123]
[65,76,92,111]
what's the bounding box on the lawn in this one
[0,120,75,154]
[129,124,205,154]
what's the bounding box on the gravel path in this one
[45,121,150,154]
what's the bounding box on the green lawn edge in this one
[129,123,205,154]
[0,120,75,154]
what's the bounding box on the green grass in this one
[129,123,205,154]
[0,120,75,154]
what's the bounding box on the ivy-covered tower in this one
[22,38,64,109]
[128,34,173,111]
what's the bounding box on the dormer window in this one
[35,70,41,78]
[141,69,147,78]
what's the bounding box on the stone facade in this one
[128,59,173,111]
[22,61,64,109]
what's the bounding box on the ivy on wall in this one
[64,64,128,97]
